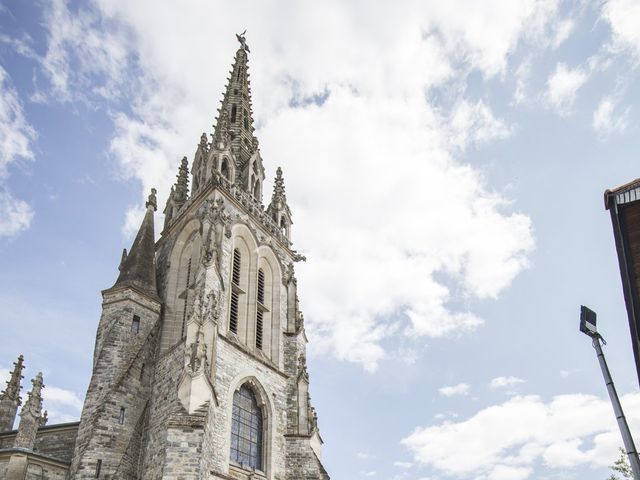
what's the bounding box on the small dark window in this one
[230,104,237,123]
[132,315,140,333]
[243,109,249,130]
[95,460,102,478]
[118,407,125,425]
[139,363,145,381]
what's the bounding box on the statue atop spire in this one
[146,188,158,211]
[236,30,250,52]
[0,354,25,431]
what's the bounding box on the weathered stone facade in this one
[0,34,329,480]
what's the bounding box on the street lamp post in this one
[580,305,640,480]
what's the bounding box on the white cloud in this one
[0,190,33,238]
[490,376,526,389]
[0,65,36,238]
[439,383,470,397]
[448,99,513,151]
[592,97,630,140]
[32,0,549,370]
[394,461,414,469]
[545,62,588,115]
[44,385,83,411]
[602,0,640,58]
[402,392,640,478]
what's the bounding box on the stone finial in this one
[0,354,25,431]
[175,157,190,203]
[145,188,158,212]
[23,373,44,416]
[272,167,286,203]
[14,372,44,449]
[199,132,208,149]
[0,354,24,401]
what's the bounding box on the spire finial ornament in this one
[175,157,190,202]
[272,167,286,203]
[145,188,158,211]
[236,30,249,52]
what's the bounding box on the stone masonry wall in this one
[70,287,161,479]
[0,422,78,462]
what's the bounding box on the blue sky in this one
[1,1,640,479]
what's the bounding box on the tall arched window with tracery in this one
[230,384,263,470]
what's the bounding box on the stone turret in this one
[0,354,24,432]
[70,188,162,479]
[113,188,159,298]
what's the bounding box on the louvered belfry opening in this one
[229,248,241,333]
[256,269,265,350]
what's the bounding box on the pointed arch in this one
[228,224,258,343]
[256,245,282,364]
[226,374,274,477]
[161,217,201,352]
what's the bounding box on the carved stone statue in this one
[189,327,207,374]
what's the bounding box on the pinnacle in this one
[0,354,25,400]
[112,188,158,298]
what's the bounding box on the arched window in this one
[253,180,260,199]
[230,384,263,470]
[229,249,241,334]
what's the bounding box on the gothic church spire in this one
[213,32,259,167]
[113,189,158,298]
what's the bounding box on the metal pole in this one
[593,334,640,479]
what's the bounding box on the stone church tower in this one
[66,33,329,480]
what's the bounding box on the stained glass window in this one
[230,384,263,470]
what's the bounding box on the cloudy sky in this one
[1,0,640,479]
